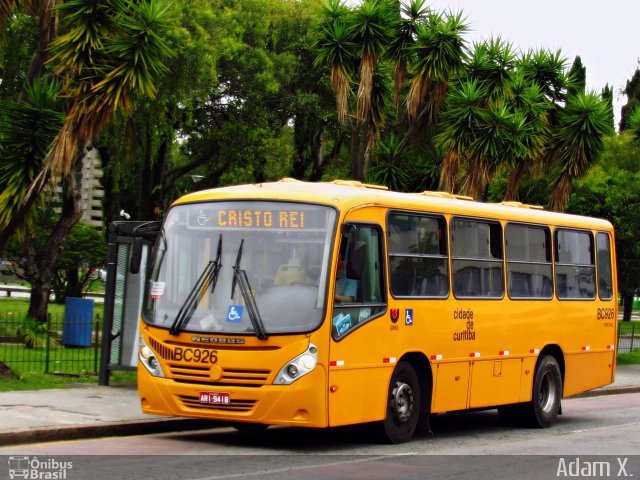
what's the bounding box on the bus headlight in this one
[274,344,318,385]
[139,337,165,378]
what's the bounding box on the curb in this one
[0,418,222,447]
[571,385,640,399]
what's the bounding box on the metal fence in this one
[618,321,639,353]
[0,313,638,377]
[0,313,101,376]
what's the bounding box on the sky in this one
[426,0,638,128]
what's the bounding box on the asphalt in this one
[1,365,639,447]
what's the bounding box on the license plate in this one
[199,392,230,405]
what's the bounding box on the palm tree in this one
[0,0,175,322]
[548,91,613,211]
[312,0,355,124]
[405,10,467,135]
[368,133,411,190]
[0,80,64,236]
[352,0,394,122]
[462,102,526,199]
[435,78,486,193]
[465,37,516,105]
[503,72,550,200]
[386,0,428,108]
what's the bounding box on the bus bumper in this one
[138,363,328,428]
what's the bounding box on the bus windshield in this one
[142,201,337,336]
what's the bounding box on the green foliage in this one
[566,55,586,97]
[368,134,411,190]
[620,68,640,132]
[568,133,640,298]
[0,13,37,100]
[0,79,64,230]
[16,316,50,349]
[628,107,640,141]
[51,223,107,302]
[617,350,640,366]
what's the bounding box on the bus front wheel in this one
[381,361,420,443]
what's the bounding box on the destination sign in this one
[217,209,305,228]
[186,204,329,230]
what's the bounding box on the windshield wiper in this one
[169,234,223,335]
[231,239,268,340]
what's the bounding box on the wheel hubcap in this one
[538,372,557,413]
[392,381,415,423]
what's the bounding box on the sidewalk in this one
[0,365,639,447]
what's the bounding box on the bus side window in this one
[388,213,448,298]
[451,218,504,298]
[506,223,553,299]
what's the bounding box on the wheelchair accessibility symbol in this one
[226,305,244,323]
[405,308,413,326]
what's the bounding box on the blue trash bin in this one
[62,297,94,347]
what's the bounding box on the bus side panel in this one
[468,359,522,408]
[563,351,616,397]
[518,356,537,402]
[327,367,390,426]
[432,362,470,412]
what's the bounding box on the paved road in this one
[2,392,639,480]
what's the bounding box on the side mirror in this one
[346,240,366,280]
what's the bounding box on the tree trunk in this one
[349,120,363,181]
[27,155,84,323]
[622,294,633,322]
[64,266,82,299]
[25,0,59,86]
[504,160,527,201]
[27,275,51,322]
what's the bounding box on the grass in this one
[0,370,137,391]
[0,297,103,320]
[617,350,640,365]
[0,296,126,391]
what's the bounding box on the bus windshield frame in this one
[142,200,337,336]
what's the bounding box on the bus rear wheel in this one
[381,361,420,443]
[498,355,562,428]
[527,355,562,427]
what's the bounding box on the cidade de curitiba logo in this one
[8,456,73,479]
[453,308,476,341]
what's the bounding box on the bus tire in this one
[524,355,562,428]
[381,361,420,443]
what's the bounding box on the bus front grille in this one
[167,364,271,387]
[176,395,257,412]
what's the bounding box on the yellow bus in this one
[137,178,617,443]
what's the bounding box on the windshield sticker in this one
[150,281,165,300]
[226,305,244,323]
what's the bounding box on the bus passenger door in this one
[328,223,388,427]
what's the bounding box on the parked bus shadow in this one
[165,407,585,450]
